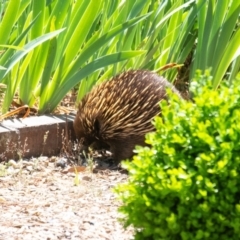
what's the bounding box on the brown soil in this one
[0,157,133,240]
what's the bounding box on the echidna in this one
[74,70,182,164]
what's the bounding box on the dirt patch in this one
[0,157,133,240]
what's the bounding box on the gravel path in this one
[0,157,133,240]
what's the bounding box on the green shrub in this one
[115,70,240,240]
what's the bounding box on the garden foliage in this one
[1,1,239,115]
[115,70,240,240]
[0,0,197,114]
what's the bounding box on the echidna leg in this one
[108,137,146,165]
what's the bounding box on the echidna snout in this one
[74,70,182,164]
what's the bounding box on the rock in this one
[55,158,67,168]
[8,160,19,169]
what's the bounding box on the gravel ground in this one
[0,157,133,240]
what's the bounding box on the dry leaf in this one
[68,166,86,173]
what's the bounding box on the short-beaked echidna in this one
[74,70,182,164]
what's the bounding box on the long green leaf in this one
[39,51,145,113]
[19,0,47,105]
[190,0,240,84]
[40,38,57,95]
[0,0,21,44]
[212,29,240,88]
[229,56,240,84]
[0,28,65,79]
[31,0,45,39]
[211,1,240,73]
[0,14,39,68]
[63,13,151,81]
[62,0,102,69]
[206,0,228,66]
[0,66,6,70]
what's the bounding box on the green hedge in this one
[115,71,240,240]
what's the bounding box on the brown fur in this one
[74,70,181,164]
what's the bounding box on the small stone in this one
[66,172,76,177]
[42,160,49,167]
[22,160,34,166]
[105,150,112,156]
[0,196,6,202]
[8,160,19,169]
[26,166,33,172]
[55,158,67,168]
[64,231,71,237]
[38,156,49,162]
[82,176,92,181]
[50,156,57,162]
